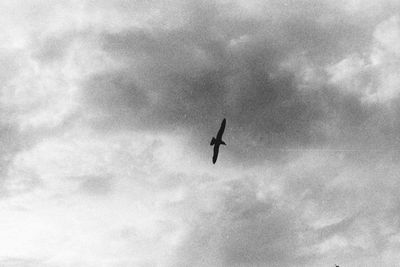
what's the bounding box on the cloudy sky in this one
[3,0,400,266]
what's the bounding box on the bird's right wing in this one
[212,145,219,164]
[216,118,226,140]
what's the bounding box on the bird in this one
[210,118,226,164]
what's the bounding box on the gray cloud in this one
[172,177,311,267]
[0,124,31,197]
[0,258,44,267]
[79,0,400,165]
[4,1,400,266]
[32,33,75,64]
[77,175,113,195]
[164,150,400,266]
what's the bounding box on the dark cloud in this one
[79,0,400,165]
[85,69,150,128]
[82,28,324,163]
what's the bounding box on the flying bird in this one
[210,118,226,164]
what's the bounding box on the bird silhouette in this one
[210,118,226,164]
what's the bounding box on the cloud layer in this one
[2,0,400,266]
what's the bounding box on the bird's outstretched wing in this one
[216,118,226,140]
[212,145,219,164]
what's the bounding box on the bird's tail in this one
[210,137,216,146]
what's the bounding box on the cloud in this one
[173,177,305,267]
[0,258,44,267]
[77,0,400,165]
[3,0,400,266]
[81,1,329,164]
[78,175,113,195]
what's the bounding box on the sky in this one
[2,0,400,266]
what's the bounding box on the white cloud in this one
[327,54,372,96]
[326,15,400,103]
[367,15,400,102]
[1,130,188,266]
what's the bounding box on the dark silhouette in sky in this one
[210,118,226,164]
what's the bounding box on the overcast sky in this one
[2,0,400,266]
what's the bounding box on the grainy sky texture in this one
[2,0,400,266]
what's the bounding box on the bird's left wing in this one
[212,145,219,164]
